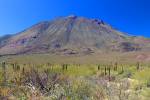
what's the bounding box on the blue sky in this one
[0,0,150,37]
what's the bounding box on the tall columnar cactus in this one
[121,65,124,73]
[66,64,68,70]
[12,63,17,71]
[62,64,65,70]
[98,65,100,70]
[22,67,25,75]
[16,65,20,71]
[12,63,15,70]
[104,66,107,75]
[136,62,140,70]
[108,66,111,81]
[114,62,118,71]
[62,64,68,71]
[2,61,7,86]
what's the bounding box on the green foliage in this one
[132,68,150,84]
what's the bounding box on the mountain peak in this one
[67,15,77,19]
[0,16,149,55]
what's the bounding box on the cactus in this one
[62,64,65,70]
[114,62,118,71]
[136,62,140,70]
[98,65,100,70]
[22,67,25,75]
[12,63,15,71]
[62,64,68,71]
[66,64,68,70]
[104,66,107,75]
[121,65,124,73]
[16,65,20,71]
[12,63,18,71]
[2,61,7,86]
[108,66,111,81]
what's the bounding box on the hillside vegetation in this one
[0,59,150,100]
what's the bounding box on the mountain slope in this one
[0,15,150,55]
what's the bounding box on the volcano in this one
[0,15,150,55]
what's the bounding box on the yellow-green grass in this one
[2,51,150,65]
[132,68,150,84]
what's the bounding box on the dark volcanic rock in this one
[119,42,141,52]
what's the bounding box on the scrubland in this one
[0,59,150,100]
